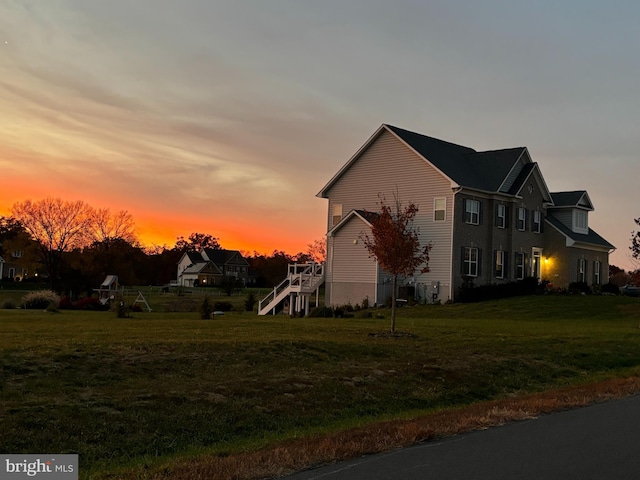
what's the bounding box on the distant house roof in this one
[181,261,222,275]
[546,216,614,250]
[202,248,249,266]
[318,124,548,199]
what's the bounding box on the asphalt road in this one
[281,394,640,480]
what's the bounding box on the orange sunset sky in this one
[1,1,638,269]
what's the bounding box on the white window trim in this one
[495,250,505,279]
[515,252,525,280]
[465,200,480,225]
[497,204,506,229]
[578,258,586,282]
[573,210,588,234]
[517,207,526,231]
[464,247,478,277]
[434,197,446,222]
[332,204,343,226]
[594,260,601,285]
[533,210,541,233]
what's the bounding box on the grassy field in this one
[1,295,639,479]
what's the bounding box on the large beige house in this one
[317,124,615,305]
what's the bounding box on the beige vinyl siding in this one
[550,209,573,231]
[324,129,455,303]
[330,218,377,306]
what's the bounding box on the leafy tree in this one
[174,232,221,252]
[244,291,257,312]
[245,250,296,287]
[11,198,93,289]
[361,195,432,333]
[220,275,241,296]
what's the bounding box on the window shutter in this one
[523,208,528,231]
[477,249,482,276]
[504,252,509,280]
[505,206,510,228]
[461,247,466,275]
[478,201,483,225]
[539,213,544,233]
[493,250,498,277]
[495,206,500,227]
[462,199,467,223]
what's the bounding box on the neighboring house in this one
[317,124,615,306]
[0,250,30,281]
[176,249,250,287]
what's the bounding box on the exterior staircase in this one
[258,263,325,315]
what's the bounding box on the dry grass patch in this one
[121,375,640,480]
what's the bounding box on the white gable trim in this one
[317,125,458,198]
[512,162,553,203]
[327,210,373,237]
[497,148,529,193]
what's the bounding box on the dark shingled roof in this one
[550,191,588,207]
[354,209,380,224]
[385,124,526,193]
[546,216,615,249]
[203,248,248,266]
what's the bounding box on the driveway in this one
[282,394,640,480]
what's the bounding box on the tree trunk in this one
[390,275,397,333]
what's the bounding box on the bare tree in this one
[89,208,137,246]
[306,238,327,263]
[11,198,93,289]
[361,194,432,333]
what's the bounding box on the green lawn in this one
[1,295,639,479]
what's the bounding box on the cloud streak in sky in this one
[1,0,638,267]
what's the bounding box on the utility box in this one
[431,281,440,301]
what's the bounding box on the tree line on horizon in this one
[0,197,325,295]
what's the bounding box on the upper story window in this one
[12,250,23,258]
[573,210,588,234]
[496,204,506,229]
[434,198,446,221]
[332,204,343,226]
[532,210,542,233]
[464,199,480,225]
[517,207,527,231]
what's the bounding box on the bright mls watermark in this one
[1,455,78,479]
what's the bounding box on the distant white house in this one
[176,249,250,287]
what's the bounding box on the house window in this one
[517,207,527,231]
[573,210,588,234]
[515,252,526,280]
[465,199,480,225]
[434,198,446,221]
[463,247,479,277]
[496,204,506,229]
[532,210,542,233]
[12,250,23,258]
[593,260,601,285]
[332,204,343,226]
[495,250,505,279]
[577,258,586,282]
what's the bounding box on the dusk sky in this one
[1,1,638,269]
